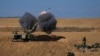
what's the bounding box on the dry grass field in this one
[0,18,100,27]
[0,18,100,56]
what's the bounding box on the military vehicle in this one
[11,11,57,41]
[12,12,38,41]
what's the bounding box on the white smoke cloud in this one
[40,11,47,15]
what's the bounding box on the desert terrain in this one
[0,18,100,56]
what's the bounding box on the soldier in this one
[83,37,86,47]
[82,37,86,52]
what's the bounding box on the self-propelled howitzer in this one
[12,12,38,41]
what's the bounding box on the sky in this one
[0,0,100,18]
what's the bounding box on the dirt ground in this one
[0,18,100,56]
